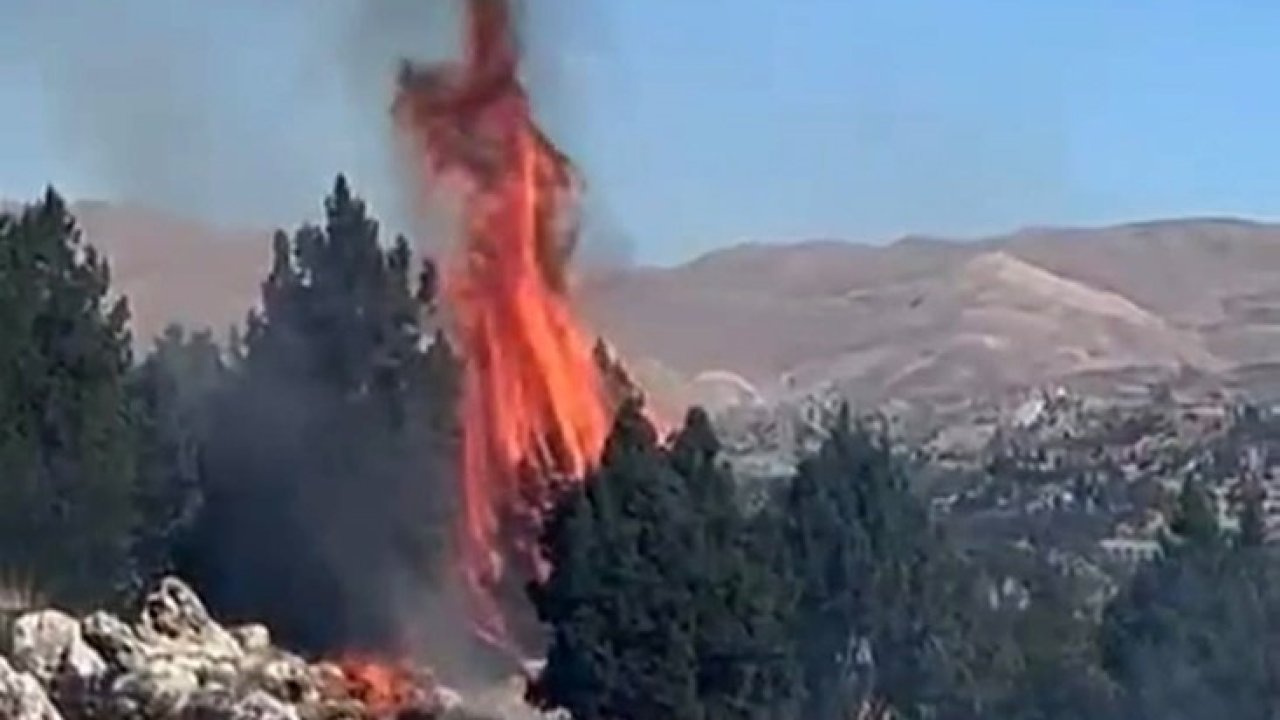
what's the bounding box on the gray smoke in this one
[7,1,343,227]
[1,0,632,262]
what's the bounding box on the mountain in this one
[48,200,271,347]
[29,198,1280,407]
[583,219,1280,406]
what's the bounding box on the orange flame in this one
[338,655,434,718]
[394,0,610,647]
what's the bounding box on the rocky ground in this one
[0,576,538,720]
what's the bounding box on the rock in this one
[295,699,365,720]
[138,577,242,660]
[108,659,200,717]
[183,686,238,719]
[310,701,365,719]
[0,656,62,720]
[194,656,242,691]
[242,652,317,705]
[2,577,450,720]
[223,690,301,720]
[60,630,107,685]
[10,609,109,719]
[188,687,303,720]
[308,663,349,702]
[81,611,150,672]
[231,624,272,654]
[10,610,104,685]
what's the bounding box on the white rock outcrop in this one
[0,577,446,720]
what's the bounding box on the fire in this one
[394,0,611,647]
[338,655,434,718]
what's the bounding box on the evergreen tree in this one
[674,408,801,720]
[184,176,458,653]
[1239,483,1267,549]
[782,407,960,720]
[531,400,702,720]
[128,324,226,593]
[1168,479,1221,552]
[1100,479,1273,720]
[531,404,800,720]
[0,190,137,608]
[991,556,1118,720]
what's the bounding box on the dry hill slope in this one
[24,199,1280,405]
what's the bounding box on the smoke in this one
[2,0,631,263]
[125,0,614,683]
[6,1,321,226]
[4,0,454,236]
[179,234,511,686]
[336,0,635,267]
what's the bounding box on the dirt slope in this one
[31,199,1280,404]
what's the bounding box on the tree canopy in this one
[0,190,137,608]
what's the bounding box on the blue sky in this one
[1,0,1279,265]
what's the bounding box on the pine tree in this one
[185,176,459,653]
[992,556,1119,720]
[1239,483,1267,549]
[782,407,955,720]
[530,399,702,720]
[674,408,801,720]
[0,189,137,608]
[1100,478,1273,720]
[532,403,801,720]
[128,324,226,593]
[1168,479,1221,552]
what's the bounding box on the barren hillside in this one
[36,199,1280,405]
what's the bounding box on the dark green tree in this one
[184,176,458,653]
[673,408,801,720]
[781,407,970,720]
[1100,479,1274,720]
[0,190,137,608]
[530,400,702,720]
[990,556,1118,720]
[1239,483,1267,550]
[128,324,226,593]
[531,403,801,720]
[1168,479,1221,552]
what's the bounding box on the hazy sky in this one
[1,0,1279,265]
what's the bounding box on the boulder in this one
[0,656,62,720]
[240,651,317,705]
[230,625,272,654]
[108,658,200,718]
[81,611,150,672]
[138,577,242,661]
[188,688,303,720]
[11,610,104,686]
[3,576,453,719]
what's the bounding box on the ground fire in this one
[339,654,437,718]
[393,0,612,650]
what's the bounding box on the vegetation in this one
[178,176,459,653]
[4,180,1280,719]
[0,190,136,608]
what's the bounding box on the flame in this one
[338,655,432,718]
[394,0,611,647]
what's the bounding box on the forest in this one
[3,178,1280,720]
